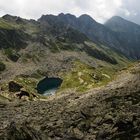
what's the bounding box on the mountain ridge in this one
[38,13,140,59]
[0,13,140,140]
[38,13,121,49]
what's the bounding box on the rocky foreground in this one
[0,63,140,140]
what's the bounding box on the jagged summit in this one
[2,14,29,24]
[78,14,96,22]
[2,14,18,20]
[107,16,125,21]
[38,13,96,23]
[106,15,140,25]
[58,13,76,18]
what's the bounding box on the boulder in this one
[16,90,30,99]
[9,81,23,92]
[73,128,84,139]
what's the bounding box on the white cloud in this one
[123,9,131,16]
[0,0,140,24]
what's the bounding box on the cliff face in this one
[38,13,121,51]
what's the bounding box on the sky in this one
[0,0,140,24]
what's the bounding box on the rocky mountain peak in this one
[2,14,18,21]
[58,13,76,19]
[78,14,96,23]
[108,16,124,21]
[105,15,140,32]
[2,14,26,24]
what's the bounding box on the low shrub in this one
[0,61,6,71]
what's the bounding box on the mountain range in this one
[0,13,140,139]
[1,13,140,60]
[0,13,140,93]
[0,13,140,88]
[40,13,140,59]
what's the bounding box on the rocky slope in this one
[0,14,130,98]
[0,13,140,140]
[0,62,140,140]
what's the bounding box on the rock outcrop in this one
[9,81,23,92]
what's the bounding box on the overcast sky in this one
[0,0,140,24]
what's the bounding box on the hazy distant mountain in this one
[105,16,140,32]
[105,16,140,59]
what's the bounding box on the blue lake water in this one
[37,77,63,96]
[43,88,58,96]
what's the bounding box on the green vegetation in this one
[84,41,131,66]
[0,18,14,29]
[13,76,50,100]
[0,61,6,72]
[21,53,40,64]
[9,76,41,100]
[48,39,60,53]
[14,76,38,94]
[4,48,20,62]
[0,94,11,102]
[60,61,118,92]
[84,42,118,64]
[64,28,88,43]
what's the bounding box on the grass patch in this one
[21,53,40,63]
[9,76,40,100]
[14,77,38,93]
[14,76,49,100]
[0,19,14,29]
[59,61,117,92]
[48,39,60,53]
[0,94,11,102]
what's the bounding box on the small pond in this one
[37,77,63,96]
